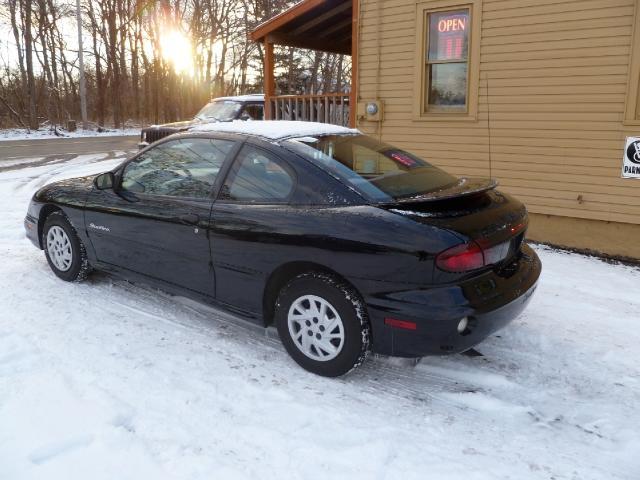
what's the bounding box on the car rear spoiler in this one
[381,178,498,205]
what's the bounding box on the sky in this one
[0,16,257,85]
[0,16,81,73]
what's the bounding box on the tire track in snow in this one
[84,274,494,408]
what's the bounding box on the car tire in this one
[275,272,370,377]
[43,211,91,282]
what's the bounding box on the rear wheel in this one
[43,211,91,282]
[275,273,370,377]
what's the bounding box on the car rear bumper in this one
[363,243,541,357]
[24,213,41,248]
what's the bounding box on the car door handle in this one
[178,213,200,226]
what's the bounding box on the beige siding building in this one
[253,0,640,258]
[357,0,640,258]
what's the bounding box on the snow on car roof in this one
[212,94,265,102]
[190,120,360,141]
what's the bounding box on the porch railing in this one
[268,94,351,127]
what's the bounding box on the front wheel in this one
[275,273,370,377]
[43,211,91,282]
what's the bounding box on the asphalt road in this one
[0,135,139,173]
[0,135,138,161]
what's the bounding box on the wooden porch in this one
[250,0,358,128]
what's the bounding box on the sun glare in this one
[159,29,194,76]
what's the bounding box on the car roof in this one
[211,94,265,102]
[189,120,360,141]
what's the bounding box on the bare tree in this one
[0,0,350,129]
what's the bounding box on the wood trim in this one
[624,0,640,124]
[271,94,349,100]
[264,41,275,120]
[412,0,482,122]
[317,18,352,39]
[265,33,350,55]
[251,0,326,42]
[350,0,359,128]
[291,1,352,36]
[252,0,356,124]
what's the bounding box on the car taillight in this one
[436,242,485,273]
[509,222,526,235]
[437,231,525,273]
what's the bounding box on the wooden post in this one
[349,0,359,128]
[264,40,275,120]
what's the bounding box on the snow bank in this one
[0,154,639,480]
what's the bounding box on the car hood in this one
[33,174,96,206]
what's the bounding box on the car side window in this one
[121,138,235,198]
[241,104,264,121]
[220,145,294,203]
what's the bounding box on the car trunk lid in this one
[383,182,528,270]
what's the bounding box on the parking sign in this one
[622,137,640,178]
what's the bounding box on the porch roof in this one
[250,0,353,55]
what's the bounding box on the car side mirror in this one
[94,172,115,190]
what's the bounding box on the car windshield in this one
[196,101,242,121]
[283,134,458,202]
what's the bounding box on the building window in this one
[414,1,480,121]
[425,9,470,113]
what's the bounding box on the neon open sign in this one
[430,12,469,61]
[438,17,466,33]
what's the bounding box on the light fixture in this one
[366,102,379,116]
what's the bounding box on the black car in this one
[139,94,264,148]
[24,121,541,377]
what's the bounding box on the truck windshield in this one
[196,101,242,121]
[284,134,458,202]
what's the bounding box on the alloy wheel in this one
[46,226,73,272]
[287,294,345,361]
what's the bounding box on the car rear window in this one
[283,134,457,202]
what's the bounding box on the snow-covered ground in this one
[0,127,139,142]
[0,154,639,480]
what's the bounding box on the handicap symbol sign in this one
[622,137,640,178]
